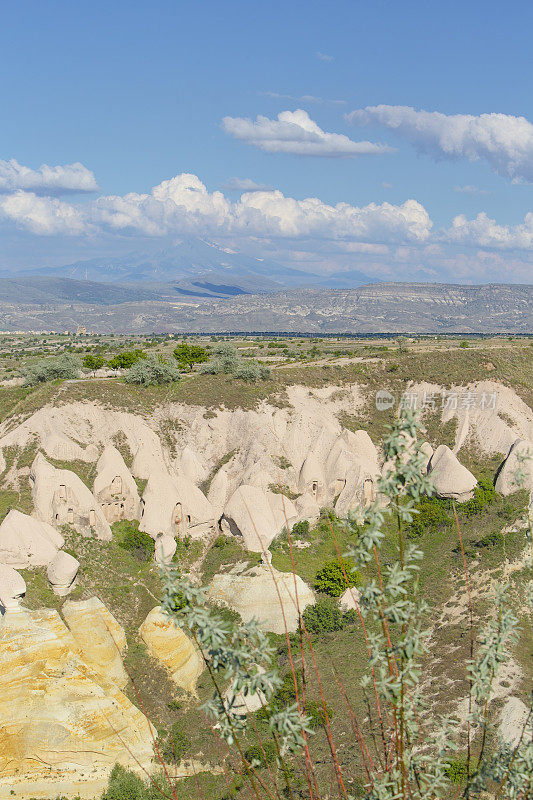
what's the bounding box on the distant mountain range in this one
[0,281,530,333]
[2,237,375,299]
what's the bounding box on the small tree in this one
[83,354,106,374]
[172,342,209,371]
[108,349,147,370]
[124,356,180,386]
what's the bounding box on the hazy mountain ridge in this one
[0,282,530,333]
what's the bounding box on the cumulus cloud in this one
[92,173,432,243]
[0,158,98,195]
[443,211,533,249]
[1,171,431,245]
[347,105,533,182]
[222,109,394,157]
[0,191,87,235]
[221,177,273,192]
[233,191,431,241]
[316,52,334,62]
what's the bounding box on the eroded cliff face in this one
[0,607,154,798]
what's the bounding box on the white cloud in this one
[443,211,533,249]
[0,158,98,195]
[221,177,273,192]
[222,109,394,157]
[264,91,345,106]
[347,105,533,182]
[316,52,334,62]
[453,185,491,195]
[382,182,393,189]
[233,191,431,241]
[0,191,86,235]
[2,171,428,245]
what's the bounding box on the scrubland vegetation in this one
[0,335,531,800]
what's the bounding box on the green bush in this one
[199,344,270,382]
[306,699,333,729]
[405,496,452,539]
[156,721,189,765]
[461,476,496,518]
[301,596,344,635]
[291,519,310,538]
[313,559,358,597]
[173,342,209,370]
[22,353,81,386]
[233,360,271,382]
[244,741,278,766]
[83,353,106,372]
[124,356,180,386]
[444,756,468,784]
[108,349,147,369]
[114,519,154,561]
[101,764,152,800]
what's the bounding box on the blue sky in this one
[0,0,532,282]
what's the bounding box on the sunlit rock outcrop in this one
[0,608,153,793]
[139,606,204,693]
[0,509,64,568]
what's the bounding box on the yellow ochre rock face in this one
[62,596,128,689]
[139,606,204,693]
[0,608,154,790]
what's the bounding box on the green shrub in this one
[301,596,344,635]
[101,764,151,800]
[108,349,147,369]
[444,756,468,784]
[306,699,333,729]
[114,519,154,561]
[233,360,271,382]
[156,721,189,765]
[173,342,209,370]
[22,353,81,386]
[199,344,270,382]
[124,356,180,386]
[461,476,496,518]
[405,496,452,538]
[244,741,278,766]
[314,559,358,597]
[83,353,106,372]
[291,519,310,538]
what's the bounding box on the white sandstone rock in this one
[208,564,315,634]
[0,563,26,612]
[427,445,477,502]
[495,439,533,495]
[0,509,64,568]
[47,551,80,596]
[30,453,112,540]
[93,444,140,522]
[295,491,320,523]
[154,534,177,565]
[339,586,361,611]
[222,485,286,552]
[140,471,214,540]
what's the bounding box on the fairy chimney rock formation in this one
[0,563,26,612]
[47,551,80,596]
[0,509,64,568]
